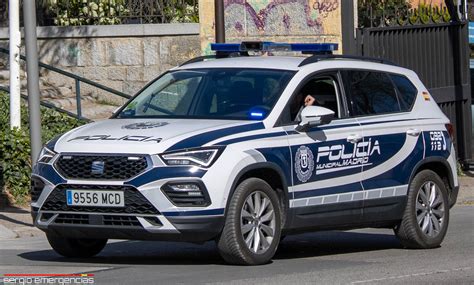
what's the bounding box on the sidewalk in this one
[1,173,473,240]
[458,173,474,205]
[0,206,43,239]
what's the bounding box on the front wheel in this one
[47,233,107,258]
[217,178,282,265]
[394,170,450,249]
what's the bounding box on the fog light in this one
[161,182,210,207]
[169,184,200,192]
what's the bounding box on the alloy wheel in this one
[416,181,445,238]
[240,191,276,254]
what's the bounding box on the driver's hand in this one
[304,95,316,107]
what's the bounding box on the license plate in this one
[66,190,124,207]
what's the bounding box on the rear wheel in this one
[47,233,107,258]
[394,170,449,248]
[217,178,281,265]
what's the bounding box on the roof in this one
[174,56,305,71]
[173,55,416,77]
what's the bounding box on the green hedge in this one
[0,92,86,205]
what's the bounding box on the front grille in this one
[103,215,141,227]
[55,213,89,225]
[30,177,45,202]
[41,185,159,215]
[52,213,142,227]
[55,155,148,180]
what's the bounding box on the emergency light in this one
[211,41,338,54]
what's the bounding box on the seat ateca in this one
[31,42,459,265]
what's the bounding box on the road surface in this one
[0,206,473,284]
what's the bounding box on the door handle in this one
[347,134,362,144]
[407,128,421,137]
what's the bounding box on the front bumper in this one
[31,207,224,242]
[31,157,225,242]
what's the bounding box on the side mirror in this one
[296,106,335,132]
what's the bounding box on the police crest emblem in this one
[295,145,314,183]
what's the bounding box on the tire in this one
[394,170,450,249]
[217,178,282,265]
[47,233,107,258]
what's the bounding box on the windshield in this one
[117,68,295,120]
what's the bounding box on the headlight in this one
[159,148,223,168]
[38,146,57,164]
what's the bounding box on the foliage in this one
[0,92,86,205]
[164,0,199,23]
[38,0,199,26]
[358,0,411,28]
[43,0,129,26]
[408,4,451,25]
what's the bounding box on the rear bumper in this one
[31,208,224,242]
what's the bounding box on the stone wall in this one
[0,24,200,119]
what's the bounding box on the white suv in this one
[31,42,459,265]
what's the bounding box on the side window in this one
[391,75,418,111]
[289,76,341,122]
[347,71,401,116]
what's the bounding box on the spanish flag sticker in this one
[422,91,431,101]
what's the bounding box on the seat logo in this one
[295,146,314,183]
[91,161,105,175]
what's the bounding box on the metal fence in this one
[0,0,199,27]
[358,2,452,28]
[355,22,473,162]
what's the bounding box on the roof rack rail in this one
[298,54,398,67]
[179,55,217,66]
[179,52,246,67]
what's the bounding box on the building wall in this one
[0,24,200,118]
[199,0,342,54]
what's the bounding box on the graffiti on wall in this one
[199,0,342,54]
[223,0,339,36]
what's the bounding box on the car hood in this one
[53,118,263,154]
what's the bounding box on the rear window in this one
[391,75,418,111]
[347,71,401,116]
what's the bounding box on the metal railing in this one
[0,47,131,120]
[0,85,91,123]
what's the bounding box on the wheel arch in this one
[225,162,290,228]
[409,157,455,204]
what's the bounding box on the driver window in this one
[289,76,341,122]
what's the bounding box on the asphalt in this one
[0,205,472,284]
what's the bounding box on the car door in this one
[279,71,364,229]
[342,70,424,222]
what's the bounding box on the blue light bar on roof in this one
[211,41,338,54]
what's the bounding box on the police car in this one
[31,42,459,265]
